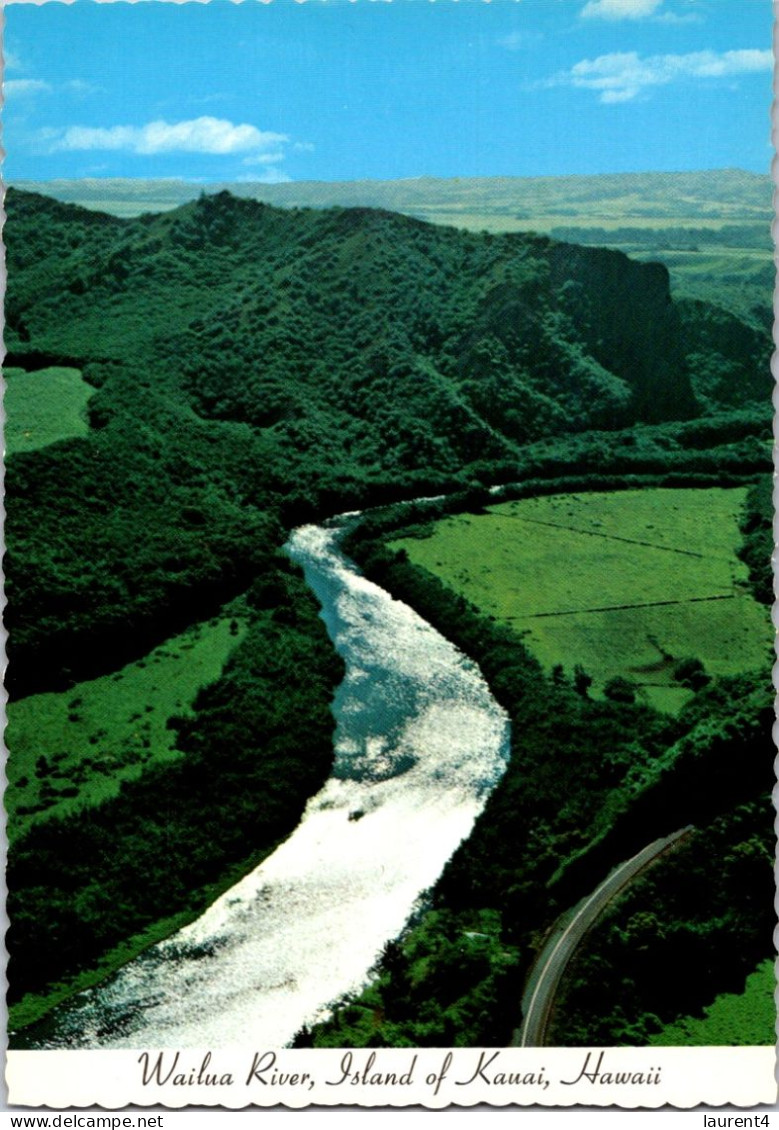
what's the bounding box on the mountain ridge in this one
[3,185,769,695]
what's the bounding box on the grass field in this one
[649,958,776,1046]
[6,614,246,841]
[5,366,94,454]
[390,487,769,713]
[628,247,772,315]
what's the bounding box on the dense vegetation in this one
[548,794,773,1046]
[5,185,772,1041]
[16,169,771,318]
[738,475,774,606]
[5,188,770,691]
[9,563,343,1029]
[550,224,769,250]
[648,959,776,1047]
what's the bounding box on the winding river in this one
[24,521,510,1049]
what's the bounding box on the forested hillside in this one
[17,170,772,319]
[5,188,769,692]
[5,186,772,1039]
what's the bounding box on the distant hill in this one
[12,168,772,227]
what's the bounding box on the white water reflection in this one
[29,522,510,1048]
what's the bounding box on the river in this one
[23,520,510,1049]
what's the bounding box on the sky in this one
[2,0,774,183]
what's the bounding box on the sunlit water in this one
[24,522,510,1049]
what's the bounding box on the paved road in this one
[513,825,693,1047]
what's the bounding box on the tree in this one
[573,664,593,697]
[673,657,710,691]
[604,676,636,704]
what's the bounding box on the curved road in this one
[514,825,693,1047]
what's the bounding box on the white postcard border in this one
[6,1046,777,1110]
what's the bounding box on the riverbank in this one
[308,482,772,1047]
[14,522,510,1048]
[8,563,343,1040]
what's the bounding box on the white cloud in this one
[4,78,52,97]
[241,150,286,167]
[3,71,102,101]
[65,79,102,95]
[654,9,702,24]
[192,92,232,106]
[600,87,641,104]
[50,116,289,157]
[552,48,773,103]
[498,30,541,51]
[236,169,292,185]
[581,0,663,19]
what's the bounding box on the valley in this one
[4,177,773,1049]
[15,521,509,1049]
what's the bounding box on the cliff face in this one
[451,236,696,436]
[548,242,696,423]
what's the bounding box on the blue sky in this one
[3,0,774,183]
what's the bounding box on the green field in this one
[629,247,771,316]
[649,959,776,1046]
[5,366,94,454]
[391,488,769,713]
[7,614,246,840]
